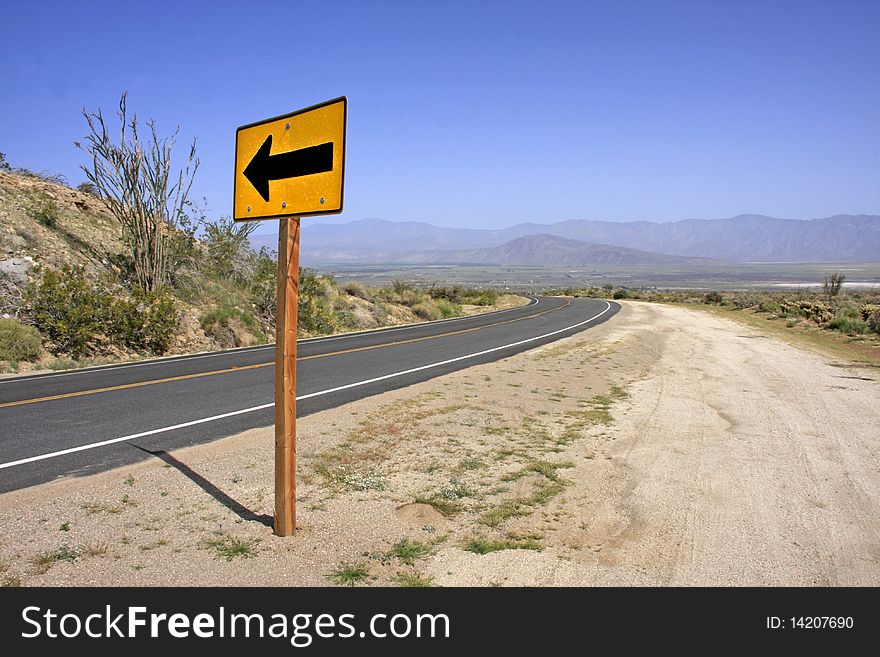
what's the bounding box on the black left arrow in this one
[243,134,334,202]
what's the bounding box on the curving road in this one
[0,296,618,491]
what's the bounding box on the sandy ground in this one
[0,300,877,587]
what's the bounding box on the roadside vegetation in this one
[545,278,880,364]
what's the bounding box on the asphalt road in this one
[0,296,618,491]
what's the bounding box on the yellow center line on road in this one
[0,298,572,409]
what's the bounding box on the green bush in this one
[332,298,358,329]
[108,288,177,355]
[435,300,462,318]
[32,196,59,228]
[862,304,880,335]
[203,215,256,282]
[427,285,497,306]
[462,290,498,306]
[298,296,336,334]
[76,182,100,197]
[0,318,42,362]
[757,299,781,314]
[612,288,629,300]
[412,300,441,321]
[248,247,277,329]
[29,266,106,357]
[298,267,337,335]
[703,291,723,305]
[29,266,177,357]
[731,293,761,310]
[200,303,264,347]
[827,316,869,335]
[201,304,260,333]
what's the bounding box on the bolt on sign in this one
[233,97,347,538]
[234,97,346,220]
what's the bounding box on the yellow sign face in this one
[234,97,346,220]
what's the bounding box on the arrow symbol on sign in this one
[243,135,334,203]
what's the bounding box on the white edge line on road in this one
[0,300,610,472]
[0,297,539,385]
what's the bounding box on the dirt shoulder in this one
[1,300,877,587]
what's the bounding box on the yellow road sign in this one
[234,97,346,220]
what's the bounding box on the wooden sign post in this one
[274,216,300,536]
[233,97,346,537]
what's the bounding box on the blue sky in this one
[1,0,878,235]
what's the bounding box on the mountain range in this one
[251,214,880,265]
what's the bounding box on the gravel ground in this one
[1,300,877,587]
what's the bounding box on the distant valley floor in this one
[312,261,880,291]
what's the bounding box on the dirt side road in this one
[0,301,877,586]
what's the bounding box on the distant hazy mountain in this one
[390,234,716,266]
[250,214,880,264]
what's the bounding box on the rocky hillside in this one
[0,169,520,373]
[0,170,123,289]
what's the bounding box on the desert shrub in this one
[249,247,277,330]
[299,268,332,299]
[612,288,629,300]
[860,303,880,319]
[203,215,257,282]
[731,293,761,310]
[75,182,100,197]
[435,299,462,318]
[0,152,10,170]
[108,287,177,355]
[827,316,868,335]
[412,300,441,321]
[391,279,415,295]
[28,266,106,357]
[757,299,781,315]
[792,300,834,324]
[372,302,389,325]
[298,296,336,334]
[861,304,880,335]
[297,268,337,334]
[29,266,177,357]
[427,285,462,302]
[822,272,845,297]
[462,289,498,306]
[703,291,724,305]
[332,298,358,329]
[17,169,68,185]
[341,281,372,301]
[200,303,264,347]
[31,196,59,228]
[201,304,260,334]
[0,318,42,362]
